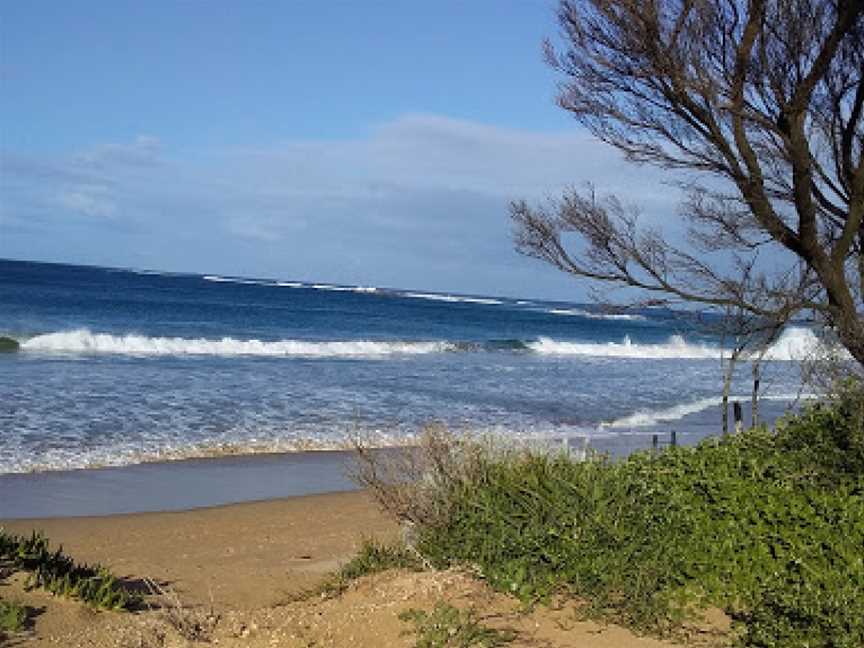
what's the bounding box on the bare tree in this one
[511,0,864,368]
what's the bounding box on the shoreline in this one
[0,449,359,519]
[0,398,800,519]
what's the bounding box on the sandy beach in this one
[1,491,397,610]
[0,489,721,648]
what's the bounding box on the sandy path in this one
[1,490,398,610]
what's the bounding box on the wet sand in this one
[0,449,358,519]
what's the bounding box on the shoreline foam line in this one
[602,392,815,429]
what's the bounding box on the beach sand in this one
[0,490,728,648]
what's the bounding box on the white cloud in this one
[1,118,678,298]
[56,184,117,218]
[74,135,163,169]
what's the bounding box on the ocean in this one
[1,258,812,478]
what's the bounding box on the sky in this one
[0,0,676,300]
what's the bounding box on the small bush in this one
[0,598,28,633]
[358,392,864,647]
[318,538,423,598]
[0,530,138,610]
[399,602,516,648]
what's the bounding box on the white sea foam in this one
[460,296,503,305]
[528,327,826,361]
[528,334,719,359]
[404,292,502,305]
[0,431,423,475]
[311,284,356,292]
[15,327,829,362]
[605,397,728,428]
[604,392,814,429]
[404,291,461,303]
[203,275,271,286]
[21,330,450,358]
[759,326,843,361]
[276,281,304,288]
[547,308,645,321]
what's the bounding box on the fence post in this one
[652,434,659,453]
[733,401,743,434]
[670,430,677,447]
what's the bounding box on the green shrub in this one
[399,602,516,648]
[317,538,423,597]
[0,530,138,610]
[365,392,864,647]
[0,598,28,633]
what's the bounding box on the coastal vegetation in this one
[355,385,864,647]
[317,538,424,598]
[399,602,516,648]
[0,599,27,635]
[0,529,137,611]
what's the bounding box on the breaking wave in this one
[403,292,503,305]
[546,308,646,321]
[603,392,814,429]
[529,327,823,361]
[528,334,719,359]
[203,275,273,286]
[20,330,450,358]
[13,326,825,361]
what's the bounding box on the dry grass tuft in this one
[143,578,220,643]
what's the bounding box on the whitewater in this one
[0,259,811,474]
[19,326,821,361]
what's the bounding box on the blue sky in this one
[1,0,674,299]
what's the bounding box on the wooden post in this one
[652,434,659,453]
[670,430,677,447]
[733,401,743,434]
[752,363,760,427]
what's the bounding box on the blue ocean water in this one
[0,259,811,474]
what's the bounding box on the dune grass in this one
[0,598,28,634]
[399,602,516,648]
[0,529,138,611]
[355,388,864,647]
[316,538,424,598]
